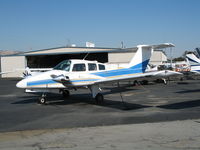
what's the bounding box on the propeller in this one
[50,74,69,82]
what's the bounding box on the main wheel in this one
[95,93,104,104]
[62,90,70,98]
[38,96,46,104]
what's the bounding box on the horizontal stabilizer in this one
[128,43,175,72]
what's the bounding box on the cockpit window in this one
[72,63,86,72]
[88,63,97,71]
[53,60,71,71]
[98,64,105,70]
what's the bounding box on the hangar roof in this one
[14,46,133,56]
[1,46,164,57]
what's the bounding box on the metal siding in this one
[108,51,167,65]
[150,51,167,65]
[1,56,26,78]
[108,52,135,63]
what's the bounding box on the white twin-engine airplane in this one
[16,43,180,104]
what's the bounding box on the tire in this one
[95,93,104,104]
[62,90,70,98]
[38,97,46,104]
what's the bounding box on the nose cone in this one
[16,80,27,88]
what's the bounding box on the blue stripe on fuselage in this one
[193,70,200,72]
[92,60,149,78]
[70,79,98,82]
[27,79,98,86]
[27,79,56,86]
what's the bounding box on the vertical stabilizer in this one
[128,45,153,72]
[186,53,200,65]
[186,53,200,74]
[128,43,174,73]
[196,48,200,58]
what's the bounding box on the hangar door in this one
[27,53,108,68]
[1,56,26,78]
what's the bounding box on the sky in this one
[0,0,200,57]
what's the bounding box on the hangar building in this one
[0,46,167,78]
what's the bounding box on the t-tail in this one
[127,43,174,73]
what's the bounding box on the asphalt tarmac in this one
[0,78,200,132]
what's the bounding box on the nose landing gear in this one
[38,93,47,104]
[38,90,71,105]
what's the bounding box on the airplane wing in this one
[189,70,200,74]
[94,70,182,84]
[151,70,182,77]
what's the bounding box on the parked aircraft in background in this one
[196,48,200,58]
[186,53,200,74]
[16,43,181,104]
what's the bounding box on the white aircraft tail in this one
[128,43,174,72]
[196,48,200,58]
[186,53,200,74]
[186,53,200,65]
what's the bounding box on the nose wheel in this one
[38,93,47,104]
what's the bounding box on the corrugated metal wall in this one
[1,56,26,78]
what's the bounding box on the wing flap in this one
[152,70,182,77]
[94,70,182,84]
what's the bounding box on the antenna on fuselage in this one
[83,52,90,60]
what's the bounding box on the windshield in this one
[53,60,71,71]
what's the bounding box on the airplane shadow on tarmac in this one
[12,96,40,104]
[12,94,200,110]
[12,86,200,111]
[12,93,150,111]
[50,96,151,111]
[175,89,200,93]
[12,86,151,111]
[157,87,200,110]
[158,99,200,109]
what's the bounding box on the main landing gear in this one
[95,93,104,104]
[89,85,104,104]
[61,89,70,99]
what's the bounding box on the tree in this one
[173,57,185,61]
